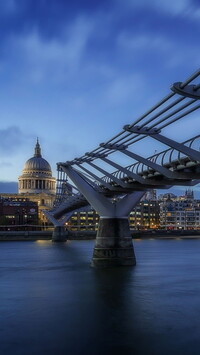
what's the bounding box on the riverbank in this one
[131,229,200,238]
[68,230,200,240]
[1,229,200,241]
[0,230,95,241]
[0,230,52,241]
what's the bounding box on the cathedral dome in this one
[22,139,52,176]
[18,139,56,194]
[23,157,52,174]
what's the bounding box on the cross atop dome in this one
[34,138,42,158]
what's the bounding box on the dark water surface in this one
[1,239,200,355]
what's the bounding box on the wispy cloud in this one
[119,0,195,16]
[7,15,94,85]
[0,126,28,155]
[104,73,145,105]
[148,0,192,16]
[117,29,200,72]
[0,0,17,14]
[117,33,172,53]
[0,162,13,168]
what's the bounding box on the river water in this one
[1,238,200,355]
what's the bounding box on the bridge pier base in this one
[52,226,67,242]
[91,218,135,267]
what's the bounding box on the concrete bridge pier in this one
[52,226,67,242]
[43,210,73,242]
[61,165,145,267]
[92,217,136,267]
[91,191,145,267]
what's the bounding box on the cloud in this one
[0,162,13,168]
[7,15,95,85]
[104,73,145,105]
[117,33,172,53]
[0,126,28,155]
[118,0,195,16]
[117,29,200,73]
[0,0,17,14]
[148,0,192,15]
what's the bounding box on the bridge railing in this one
[56,69,200,195]
[99,134,200,184]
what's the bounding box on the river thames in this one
[1,238,200,355]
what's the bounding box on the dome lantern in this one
[34,138,42,158]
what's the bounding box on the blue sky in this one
[1,0,200,196]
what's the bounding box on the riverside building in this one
[67,199,160,231]
[68,189,200,231]
[159,190,200,230]
[0,197,38,226]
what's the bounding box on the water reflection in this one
[1,240,200,354]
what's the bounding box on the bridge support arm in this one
[61,164,146,267]
[43,210,64,227]
[151,133,200,161]
[61,164,115,217]
[103,147,182,179]
[43,210,72,242]
[99,143,193,180]
[124,125,200,161]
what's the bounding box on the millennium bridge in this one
[45,69,200,267]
